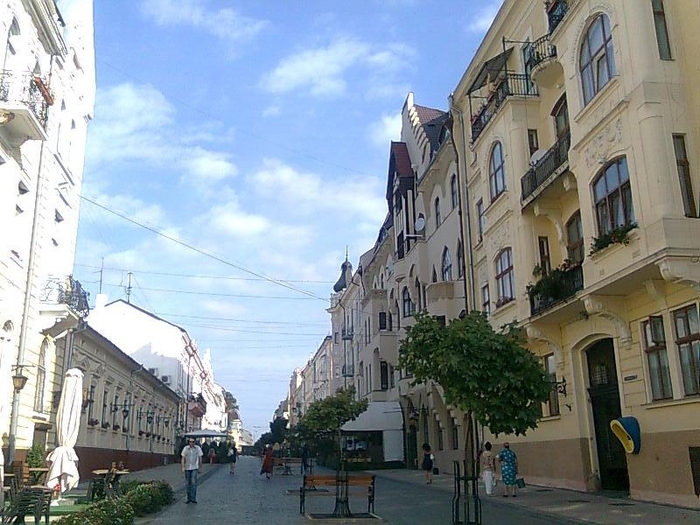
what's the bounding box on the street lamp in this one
[11,365,28,392]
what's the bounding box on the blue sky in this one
[74,0,501,439]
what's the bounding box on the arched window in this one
[580,14,616,105]
[566,212,584,264]
[457,239,464,278]
[441,247,453,281]
[450,174,458,209]
[402,287,414,317]
[434,197,441,227]
[489,142,506,200]
[495,248,514,305]
[34,339,48,412]
[432,267,438,283]
[592,157,634,236]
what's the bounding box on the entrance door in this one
[586,339,629,491]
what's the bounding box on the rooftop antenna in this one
[126,271,133,303]
[98,257,104,294]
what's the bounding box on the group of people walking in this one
[421,441,520,497]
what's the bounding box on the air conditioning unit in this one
[148,367,158,376]
[161,375,171,384]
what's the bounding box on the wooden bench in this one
[299,474,375,515]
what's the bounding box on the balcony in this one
[0,71,51,146]
[526,35,562,89]
[39,275,90,336]
[521,132,571,205]
[470,74,538,143]
[546,0,576,34]
[527,264,583,317]
[188,394,207,418]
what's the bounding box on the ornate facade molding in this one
[525,324,564,365]
[656,257,700,295]
[583,294,632,344]
[533,202,565,248]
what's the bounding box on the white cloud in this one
[184,148,238,182]
[140,0,268,45]
[87,83,238,187]
[262,106,281,118]
[260,37,413,99]
[369,112,401,147]
[467,1,502,34]
[206,204,270,238]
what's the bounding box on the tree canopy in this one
[399,310,551,436]
[299,386,368,437]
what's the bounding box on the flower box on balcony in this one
[495,296,514,308]
[138,430,145,437]
[101,422,110,430]
[589,222,637,256]
[88,418,99,427]
[112,424,120,431]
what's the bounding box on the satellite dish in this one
[529,148,547,167]
[414,215,426,233]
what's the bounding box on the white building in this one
[0,0,95,465]
[87,297,226,435]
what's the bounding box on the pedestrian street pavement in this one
[134,456,605,525]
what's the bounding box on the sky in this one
[73,0,501,439]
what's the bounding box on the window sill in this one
[539,414,561,422]
[642,396,700,410]
[589,229,639,260]
[573,76,622,125]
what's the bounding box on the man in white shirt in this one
[181,438,203,503]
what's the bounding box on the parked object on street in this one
[299,473,376,517]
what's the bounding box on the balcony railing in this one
[528,264,583,316]
[40,275,90,318]
[547,0,571,33]
[521,132,571,202]
[525,35,557,73]
[0,70,49,127]
[470,74,538,143]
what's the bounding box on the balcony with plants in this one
[0,70,52,144]
[526,261,584,317]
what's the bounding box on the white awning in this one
[342,401,403,432]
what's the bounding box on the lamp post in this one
[7,364,30,464]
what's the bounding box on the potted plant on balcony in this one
[122,426,129,433]
[112,423,120,431]
[101,421,110,430]
[589,222,637,255]
[526,261,575,302]
[88,418,99,427]
[138,430,145,437]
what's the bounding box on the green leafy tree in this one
[297,386,368,466]
[399,310,551,439]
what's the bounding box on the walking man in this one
[181,438,203,503]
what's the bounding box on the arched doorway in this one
[586,339,629,491]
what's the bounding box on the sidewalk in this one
[123,461,221,494]
[366,467,700,525]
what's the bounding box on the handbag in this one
[432,467,439,475]
[516,477,526,489]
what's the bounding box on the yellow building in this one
[449,0,700,507]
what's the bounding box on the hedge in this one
[54,480,173,524]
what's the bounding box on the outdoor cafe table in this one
[90,469,129,499]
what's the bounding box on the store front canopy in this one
[184,429,228,438]
[342,401,403,432]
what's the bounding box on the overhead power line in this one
[81,195,328,302]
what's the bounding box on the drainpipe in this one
[448,93,476,311]
[8,60,56,463]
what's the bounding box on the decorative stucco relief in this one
[583,295,631,344]
[583,119,622,169]
[487,221,511,255]
[525,325,563,366]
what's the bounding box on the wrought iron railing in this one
[470,74,538,142]
[525,34,557,72]
[40,275,90,318]
[547,0,571,33]
[521,132,571,201]
[0,70,49,127]
[528,264,583,316]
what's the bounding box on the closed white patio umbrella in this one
[46,368,83,499]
